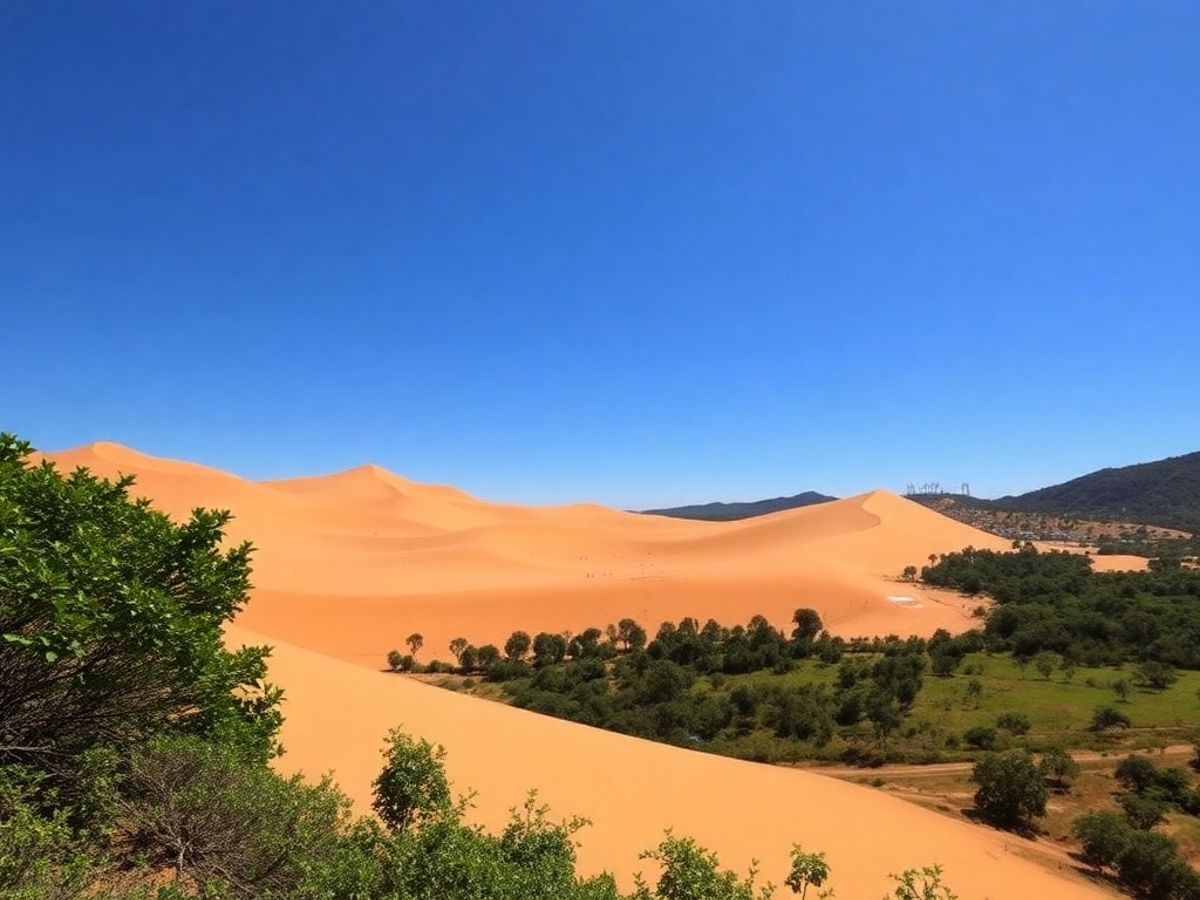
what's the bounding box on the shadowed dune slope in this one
[42,442,1024,665]
[229,624,1114,900]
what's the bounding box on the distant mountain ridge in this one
[996,450,1200,533]
[641,491,835,521]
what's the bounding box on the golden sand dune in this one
[45,442,1015,666]
[227,624,1112,899]
[42,442,1118,897]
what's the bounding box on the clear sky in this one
[4,1,1198,508]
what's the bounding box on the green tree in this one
[1038,747,1080,792]
[995,712,1030,736]
[791,609,823,644]
[532,632,569,667]
[406,633,424,657]
[1120,792,1169,831]
[963,726,997,750]
[963,678,984,708]
[1091,705,1132,732]
[1115,830,1200,899]
[886,865,957,900]
[970,751,1047,831]
[785,844,830,898]
[1073,811,1132,871]
[0,435,281,770]
[387,649,405,671]
[617,619,648,653]
[505,631,532,661]
[1032,651,1058,680]
[1112,678,1132,703]
[634,833,770,900]
[449,637,468,663]
[1135,661,1178,691]
[477,644,502,667]
[458,645,479,672]
[371,728,451,834]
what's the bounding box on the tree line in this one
[918,543,1200,668]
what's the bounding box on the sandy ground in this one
[39,442,1129,898]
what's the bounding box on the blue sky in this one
[4,1,1198,508]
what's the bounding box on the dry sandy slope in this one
[44,442,1015,665]
[230,624,1114,900]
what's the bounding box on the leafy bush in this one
[633,834,770,900]
[0,435,281,773]
[372,728,452,834]
[995,712,1030,736]
[1090,705,1132,732]
[123,734,348,896]
[1038,747,1079,791]
[963,726,997,750]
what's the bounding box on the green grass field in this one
[697,653,1200,763]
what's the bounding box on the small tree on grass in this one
[971,751,1047,831]
[1135,661,1178,692]
[1091,705,1132,732]
[963,678,984,708]
[995,712,1030,736]
[1039,747,1080,792]
[1033,652,1058,681]
[1112,678,1131,703]
[785,844,830,898]
[372,728,451,834]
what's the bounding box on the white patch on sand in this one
[885,595,924,609]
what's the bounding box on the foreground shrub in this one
[123,734,348,896]
[887,865,958,900]
[372,728,452,834]
[0,435,281,773]
[633,834,770,900]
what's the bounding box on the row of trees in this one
[390,612,937,762]
[388,610,835,680]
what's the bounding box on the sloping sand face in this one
[231,625,1113,899]
[44,443,1013,665]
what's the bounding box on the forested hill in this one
[998,450,1200,532]
[641,490,835,521]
